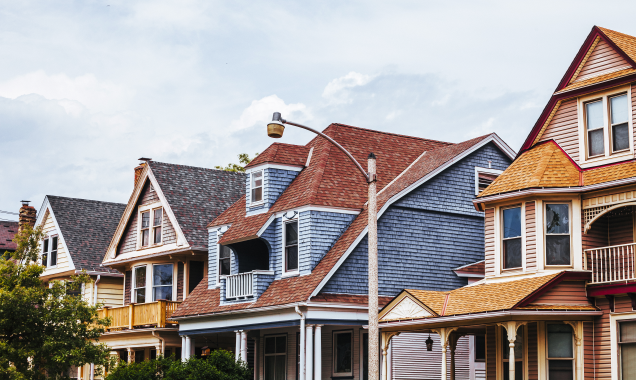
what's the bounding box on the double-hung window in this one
[284,220,298,272]
[141,211,151,246]
[619,321,636,378]
[153,264,173,301]
[333,330,353,377]
[264,335,286,380]
[545,203,571,266]
[219,245,231,276]
[42,236,58,267]
[140,207,163,247]
[502,326,523,380]
[251,171,263,204]
[153,209,162,244]
[582,89,632,160]
[547,324,574,379]
[133,265,146,303]
[502,206,522,269]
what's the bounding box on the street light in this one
[267,112,379,380]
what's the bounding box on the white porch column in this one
[565,321,584,380]
[299,322,306,380]
[235,331,241,361]
[241,330,248,362]
[433,328,458,380]
[181,336,187,362]
[90,363,95,380]
[497,321,527,380]
[182,336,192,361]
[314,325,322,380]
[127,348,134,363]
[381,332,400,380]
[306,325,314,380]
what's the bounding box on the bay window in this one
[502,206,522,269]
[545,203,571,266]
[153,264,173,301]
[133,265,146,303]
[284,220,298,272]
[547,324,574,379]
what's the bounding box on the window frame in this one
[263,333,287,380]
[42,234,59,268]
[544,202,573,268]
[359,330,368,380]
[217,244,232,282]
[332,329,354,377]
[501,205,523,271]
[474,167,503,196]
[578,85,634,167]
[545,323,575,379]
[152,263,174,301]
[137,204,164,250]
[282,216,300,276]
[132,265,148,303]
[618,319,636,380]
[250,170,265,206]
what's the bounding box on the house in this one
[0,221,18,257]
[34,195,127,379]
[378,26,636,380]
[170,123,515,380]
[99,160,245,364]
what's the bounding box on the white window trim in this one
[332,329,354,377]
[131,264,149,303]
[282,214,300,277]
[544,201,573,268]
[577,84,634,168]
[136,202,164,250]
[474,167,503,196]
[263,334,287,380]
[43,234,59,269]
[249,170,265,206]
[151,263,175,302]
[359,330,367,380]
[499,204,525,273]
[610,313,636,380]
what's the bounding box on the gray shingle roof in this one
[47,196,126,274]
[148,161,245,249]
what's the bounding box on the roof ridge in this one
[149,160,245,175]
[328,123,454,145]
[47,195,126,206]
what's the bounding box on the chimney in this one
[135,158,152,186]
[18,200,36,233]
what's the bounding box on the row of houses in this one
[4,25,636,379]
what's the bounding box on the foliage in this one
[0,224,112,380]
[215,153,258,173]
[106,350,251,380]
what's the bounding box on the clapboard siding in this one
[583,213,608,251]
[532,281,588,305]
[41,210,72,272]
[575,38,631,83]
[486,326,496,380]
[527,322,538,380]
[177,262,184,302]
[538,99,579,162]
[485,208,495,277]
[608,209,634,246]
[593,297,612,379]
[117,212,138,255]
[124,270,131,305]
[584,320,595,379]
[96,276,124,307]
[632,83,636,143]
[525,202,537,271]
[140,182,159,205]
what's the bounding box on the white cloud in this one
[322,72,376,104]
[229,95,311,132]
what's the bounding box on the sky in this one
[2,0,636,218]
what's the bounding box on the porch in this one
[98,300,181,330]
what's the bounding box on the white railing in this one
[225,272,254,299]
[585,243,636,284]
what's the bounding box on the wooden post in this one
[129,304,134,329]
[157,301,166,328]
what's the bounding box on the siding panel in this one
[593,297,612,380]
[527,322,538,380]
[486,326,496,380]
[485,208,495,277]
[96,276,124,307]
[575,39,631,82]
[608,209,634,246]
[538,99,580,162]
[532,281,588,305]
[525,202,537,271]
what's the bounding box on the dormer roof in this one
[244,143,310,169]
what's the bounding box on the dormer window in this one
[251,171,263,204]
[284,220,299,273]
[139,207,163,248]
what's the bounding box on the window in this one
[133,265,146,303]
[582,88,632,160]
[475,167,503,195]
[153,209,162,244]
[611,94,630,152]
[545,204,571,266]
[153,264,173,301]
[620,321,636,379]
[475,335,486,362]
[219,245,231,276]
[42,236,58,267]
[141,211,150,246]
[140,207,163,247]
[502,206,522,269]
[547,324,574,379]
[502,326,523,380]
[284,221,299,272]
[251,171,263,203]
[586,100,605,157]
[333,330,353,377]
[264,335,286,380]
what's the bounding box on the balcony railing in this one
[98,300,181,330]
[584,243,636,284]
[226,272,254,299]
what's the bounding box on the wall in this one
[391,332,470,379]
[485,208,495,277]
[527,322,538,380]
[41,209,72,273]
[537,99,579,162]
[96,276,124,307]
[299,211,356,276]
[486,326,496,380]
[531,280,589,305]
[575,38,631,83]
[526,202,537,271]
[246,168,300,214]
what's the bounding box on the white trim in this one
[246,207,269,217]
[282,215,300,275]
[249,170,265,206]
[256,214,277,237]
[35,197,76,272]
[332,329,354,377]
[246,163,304,173]
[543,201,574,269]
[610,312,636,380]
[474,166,504,196]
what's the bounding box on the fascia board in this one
[44,200,76,271]
[35,197,51,226]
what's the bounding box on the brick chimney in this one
[18,200,36,233]
[135,158,152,186]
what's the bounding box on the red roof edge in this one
[515,271,591,308]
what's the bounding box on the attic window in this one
[139,207,163,248]
[42,236,58,267]
[474,167,503,195]
[251,170,263,204]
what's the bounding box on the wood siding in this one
[632,83,636,143]
[41,210,72,272]
[177,262,184,302]
[527,322,538,380]
[532,281,589,305]
[392,333,469,379]
[486,326,496,380]
[525,202,537,271]
[608,209,634,246]
[574,38,631,83]
[584,320,595,379]
[485,208,495,277]
[583,213,609,251]
[163,210,176,244]
[97,276,124,307]
[537,99,579,162]
[592,297,612,379]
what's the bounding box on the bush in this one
[106,350,251,380]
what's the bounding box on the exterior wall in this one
[177,262,184,301]
[391,332,470,379]
[246,168,300,214]
[261,218,283,279]
[41,210,72,273]
[124,270,131,305]
[527,322,538,380]
[537,99,579,162]
[607,209,634,246]
[208,229,239,289]
[299,211,356,276]
[584,320,595,379]
[96,276,124,307]
[257,327,298,380]
[485,208,495,277]
[525,202,537,271]
[575,38,630,83]
[531,280,589,305]
[592,297,612,380]
[486,326,496,380]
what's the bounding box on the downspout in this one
[93,275,101,306]
[152,331,166,357]
[295,306,306,380]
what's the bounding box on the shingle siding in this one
[299,211,356,275]
[260,218,282,279]
[246,168,300,214]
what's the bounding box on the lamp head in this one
[267,112,285,138]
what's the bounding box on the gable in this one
[535,99,579,161]
[40,207,74,272]
[526,280,589,306]
[380,293,435,321]
[571,37,631,85]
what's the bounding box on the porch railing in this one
[98,300,181,330]
[584,243,636,284]
[226,272,254,299]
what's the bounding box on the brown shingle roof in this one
[0,221,18,252]
[599,27,636,63]
[245,143,310,169]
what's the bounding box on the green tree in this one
[215,153,258,173]
[0,224,112,380]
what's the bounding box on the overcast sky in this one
[2,0,636,218]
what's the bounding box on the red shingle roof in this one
[245,143,310,169]
[0,221,18,253]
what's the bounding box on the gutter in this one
[295,306,306,380]
[102,246,205,267]
[152,331,166,356]
[169,302,306,321]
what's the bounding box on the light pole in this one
[267,112,379,380]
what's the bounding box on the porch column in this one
[235,331,241,361]
[241,330,248,362]
[381,332,400,380]
[155,344,162,357]
[433,328,458,380]
[306,325,314,380]
[127,348,134,363]
[299,323,306,380]
[565,321,584,380]
[314,325,322,380]
[181,336,187,362]
[90,363,94,380]
[183,336,192,360]
[497,321,527,380]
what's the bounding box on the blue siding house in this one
[171,124,514,380]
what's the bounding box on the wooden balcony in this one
[98,300,181,330]
[584,243,636,284]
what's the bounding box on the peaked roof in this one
[172,133,511,319]
[0,221,18,252]
[244,143,310,169]
[46,196,126,274]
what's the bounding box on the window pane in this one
[265,356,276,380]
[275,356,286,380]
[153,286,172,301]
[286,222,298,245]
[252,187,263,202]
[586,100,604,130]
[546,235,571,265]
[610,94,628,124]
[548,324,573,358]
[286,246,298,271]
[220,259,231,276]
[276,336,286,354]
[135,266,146,288]
[335,333,352,373]
[154,227,162,244]
[135,288,145,303]
[153,209,162,226]
[504,238,522,269]
[220,245,231,259]
[142,229,149,246]
[622,343,636,379]
[613,123,630,151]
[546,204,569,234]
[154,264,173,286]
[588,129,605,156]
[50,250,57,266]
[503,207,521,238]
[475,336,486,361]
[265,337,276,354]
[43,239,49,254]
[502,361,523,380]
[620,322,636,343]
[548,360,573,380]
[141,212,150,228]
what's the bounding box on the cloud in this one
[229,95,311,132]
[322,72,376,104]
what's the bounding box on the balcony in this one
[584,243,636,284]
[98,300,181,331]
[222,270,275,301]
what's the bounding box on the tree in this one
[215,153,258,173]
[0,224,112,380]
